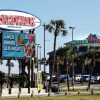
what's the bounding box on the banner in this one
[38,84,42,93]
[72,34,100,45]
[2,32,35,59]
[37,71,42,84]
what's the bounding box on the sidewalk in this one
[1,86,100,98]
[1,90,100,98]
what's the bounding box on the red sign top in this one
[0,10,41,30]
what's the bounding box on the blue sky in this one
[0,0,100,73]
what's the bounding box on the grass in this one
[59,82,100,92]
[59,82,88,88]
[2,95,100,100]
[60,88,100,92]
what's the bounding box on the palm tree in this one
[18,59,22,93]
[0,71,5,93]
[21,59,26,87]
[77,53,91,85]
[28,60,31,93]
[81,58,88,85]
[56,46,72,91]
[6,60,14,88]
[65,47,76,91]
[56,55,60,92]
[0,59,4,93]
[31,59,34,87]
[87,50,96,90]
[6,59,14,94]
[76,49,100,89]
[64,51,70,91]
[46,20,67,87]
[65,46,77,91]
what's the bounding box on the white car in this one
[95,75,100,81]
[46,75,57,81]
[75,74,82,81]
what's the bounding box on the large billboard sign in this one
[2,32,35,59]
[0,10,41,30]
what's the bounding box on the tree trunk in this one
[31,60,34,87]
[71,59,74,91]
[8,66,11,88]
[65,53,70,91]
[57,63,60,92]
[8,66,11,94]
[49,64,53,89]
[22,60,25,87]
[66,65,70,91]
[53,34,57,72]
[81,65,84,85]
[28,60,31,93]
[19,59,22,93]
[7,59,11,88]
[88,63,94,90]
[0,84,2,94]
[49,35,57,91]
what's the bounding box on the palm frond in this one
[45,24,54,33]
[46,19,67,36]
[57,20,65,28]
[50,20,56,26]
[62,29,68,36]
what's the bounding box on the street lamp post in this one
[69,27,75,91]
[38,45,42,71]
[42,22,46,73]
[69,27,75,43]
[36,44,40,72]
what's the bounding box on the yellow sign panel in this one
[38,84,42,93]
[37,71,42,84]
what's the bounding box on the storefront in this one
[65,34,100,52]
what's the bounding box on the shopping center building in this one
[65,33,100,75]
[48,33,100,75]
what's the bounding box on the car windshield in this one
[83,76,89,78]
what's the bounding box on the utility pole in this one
[36,44,39,72]
[38,45,42,71]
[69,27,75,91]
[43,22,46,73]
[42,22,46,89]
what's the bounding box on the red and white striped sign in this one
[0,10,41,30]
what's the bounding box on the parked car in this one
[64,77,72,82]
[46,75,58,82]
[80,75,90,82]
[74,74,82,81]
[52,75,58,82]
[95,75,100,82]
[59,74,67,82]
[60,77,72,82]
[85,76,95,83]
[60,77,66,82]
